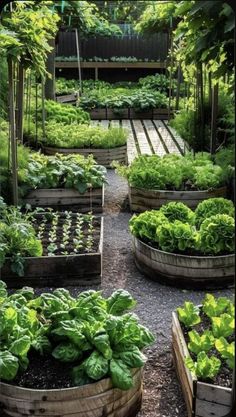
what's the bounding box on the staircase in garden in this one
[90,119,189,164]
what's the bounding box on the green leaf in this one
[185,352,221,380]
[72,364,92,386]
[85,351,109,381]
[114,346,146,368]
[9,335,31,357]
[110,358,133,390]
[52,342,81,363]
[93,332,112,360]
[0,351,19,381]
[107,289,137,315]
[188,330,215,355]
[177,302,201,328]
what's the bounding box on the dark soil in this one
[4,170,233,417]
[33,213,100,256]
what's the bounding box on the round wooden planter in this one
[43,145,127,168]
[129,185,227,212]
[133,237,235,289]
[0,369,142,417]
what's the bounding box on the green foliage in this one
[188,330,215,355]
[199,214,235,255]
[177,302,201,328]
[0,58,8,118]
[169,110,195,148]
[195,198,235,228]
[211,314,235,339]
[159,202,195,224]
[40,100,90,125]
[157,221,197,253]
[0,2,59,77]
[215,145,235,169]
[119,153,227,192]
[43,123,128,149]
[215,337,235,369]
[135,1,177,33]
[202,294,232,319]
[138,74,170,93]
[185,352,221,380]
[0,205,43,276]
[129,211,167,244]
[0,284,155,390]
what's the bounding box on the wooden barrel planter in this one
[132,237,235,289]
[172,312,233,417]
[0,368,143,417]
[23,186,104,213]
[42,145,127,168]
[128,185,227,212]
[0,218,103,288]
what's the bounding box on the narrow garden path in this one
[65,170,232,417]
[90,119,188,163]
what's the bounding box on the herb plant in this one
[0,284,155,390]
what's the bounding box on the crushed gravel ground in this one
[4,170,233,417]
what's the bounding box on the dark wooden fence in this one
[56,26,168,61]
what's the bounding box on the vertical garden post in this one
[8,56,18,205]
[16,63,24,142]
[210,83,218,155]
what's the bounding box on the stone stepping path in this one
[90,119,188,164]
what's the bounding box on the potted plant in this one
[0,284,155,417]
[115,153,229,212]
[129,198,235,289]
[172,294,234,417]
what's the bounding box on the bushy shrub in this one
[38,100,90,124]
[195,198,235,228]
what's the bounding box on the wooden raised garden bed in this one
[88,107,172,120]
[23,186,104,212]
[42,145,127,168]
[172,312,233,417]
[128,185,227,212]
[0,215,103,288]
[132,236,235,289]
[0,368,142,417]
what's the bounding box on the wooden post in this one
[41,79,46,139]
[168,21,174,120]
[175,62,181,110]
[16,63,24,142]
[210,84,218,155]
[8,56,18,205]
[75,28,82,94]
[45,38,55,100]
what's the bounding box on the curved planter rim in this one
[129,185,227,194]
[134,237,235,261]
[43,144,127,152]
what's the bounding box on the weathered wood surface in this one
[56,93,78,104]
[172,312,233,417]
[129,186,227,212]
[86,119,185,162]
[0,368,142,417]
[55,61,167,69]
[0,218,103,288]
[133,236,235,289]
[23,186,104,213]
[42,145,127,168]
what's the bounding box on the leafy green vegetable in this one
[0,283,154,390]
[215,337,235,369]
[185,352,221,380]
[177,302,201,328]
[202,294,231,318]
[188,330,215,355]
[110,358,133,390]
[195,198,235,228]
[107,289,137,315]
[157,220,197,253]
[211,314,235,338]
[159,202,195,224]
[199,214,235,255]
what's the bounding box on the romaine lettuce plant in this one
[202,294,231,318]
[211,314,235,338]
[185,352,221,380]
[177,302,201,328]
[187,330,215,355]
[0,284,155,390]
[215,337,235,369]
